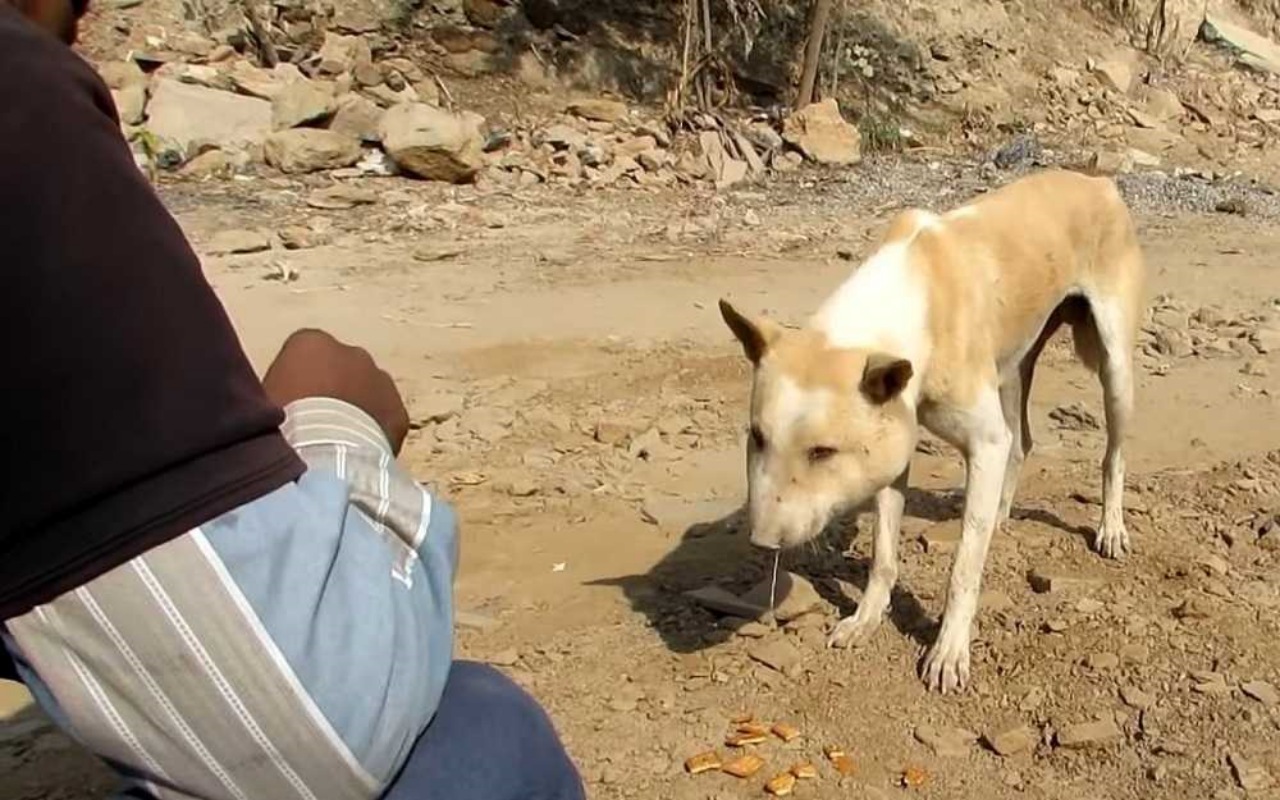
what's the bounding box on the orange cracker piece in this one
[726,731,770,747]
[684,751,722,775]
[723,753,766,779]
[771,722,801,743]
[901,766,929,788]
[765,773,797,796]
[737,721,771,737]
[831,754,857,776]
[823,744,846,760]
[730,712,755,725]
[789,762,819,780]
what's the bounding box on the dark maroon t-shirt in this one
[0,7,304,619]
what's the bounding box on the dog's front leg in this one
[922,396,1012,693]
[828,467,909,649]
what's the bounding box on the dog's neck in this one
[808,227,933,404]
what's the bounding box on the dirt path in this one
[4,170,1280,800]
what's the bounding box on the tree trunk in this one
[795,0,834,110]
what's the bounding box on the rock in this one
[1120,643,1150,665]
[637,150,665,172]
[1087,652,1120,670]
[1027,568,1105,593]
[365,82,422,109]
[272,79,336,130]
[206,229,271,255]
[1251,328,1280,354]
[277,226,331,250]
[97,59,146,90]
[353,61,384,88]
[1049,402,1102,431]
[112,83,147,126]
[379,103,486,183]
[317,32,373,76]
[1121,685,1156,710]
[1173,595,1211,620]
[615,135,657,159]
[567,98,628,123]
[1143,87,1184,121]
[772,150,804,172]
[464,0,507,27]
[744,121,784,153]
[1089,150,1134,175]
[227,61,302,100]
[1153,327,1194,358]
[730,130,767,175]
[1091,58,1134,94]
[146,78,272,158]
[1242,680,1280,706]
[305,185,378,210]
[179,149,237,179]
[914,725,978,758]
[264,129,362,174]
[1216,197,1250,216]
[169,31,215,58]
[782,99,862,166]
[1128,148,1161,169]
[1229,752,1275,792]
[984,724,1037,756]
[741,571,825,623]
[1202,13,1280,75]
[540,124,587,150]
[747,638,803,674]
[330,94,385,143]
[444,50,498,77]
[684,585,767,618]
[921,520,962,554]
[1056,719,1123,749]
[487,648,520,667]
[717,157,749,190]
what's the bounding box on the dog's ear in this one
[719,299,782,365]
[861,353,913,404]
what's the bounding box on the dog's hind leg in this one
[1078,296,1136,559]
[996,315,1056,527]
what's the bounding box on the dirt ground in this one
[4,160,1280,800]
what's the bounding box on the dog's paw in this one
[1094,518,1130,560]
[920,635,971,694]
[827,612,882,649]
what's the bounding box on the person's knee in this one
[449,662,583,797]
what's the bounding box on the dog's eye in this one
[749,425,767,450]
[808,446,838,464]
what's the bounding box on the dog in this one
[718,169,1146,693]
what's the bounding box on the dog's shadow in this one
[589,484,1094,655]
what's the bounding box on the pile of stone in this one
[98,22,866,191]
[476,96,862,192]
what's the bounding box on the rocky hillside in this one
[73,0,1280,193]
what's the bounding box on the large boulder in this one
[330,93,386,143]
[271,78,337,130]
[782,98,862,166]
[264,129,362,174]
[317,32,373,76]
[146,78,271,158]
[378,103,486,182]
[112,83,147,126]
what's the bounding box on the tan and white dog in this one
[719,169,1146,693]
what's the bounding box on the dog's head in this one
[719,299,918,550]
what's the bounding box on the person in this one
[0,2,586,799]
